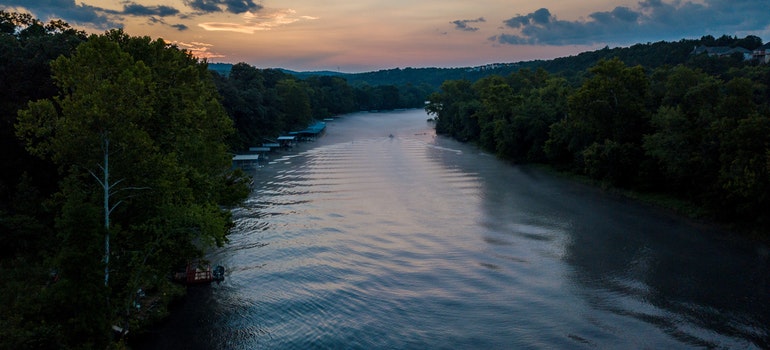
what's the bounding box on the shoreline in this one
[526,162,769,244]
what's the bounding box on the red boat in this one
[174,261,224,284]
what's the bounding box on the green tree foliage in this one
[427,69,571,163]
[644,66,723,193]
[716,114,770,221]
[0,10,85,213]
[13,29,249,347]
[643,66,770,223]
[474,75,516,153]
[276,78,313,131]
[0,11,88,349]
[213,63,280,150]
[305,75,356,118]
[546,58,650,185]
[214,63,433,151]
[399,82,434,108]
[428,45,770,234]
[426,79,480,141]
[484,69,570,162]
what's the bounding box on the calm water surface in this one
[143,109,769,349]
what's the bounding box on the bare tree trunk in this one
[103,137,110,287]
[89,135,148,287]
[89,135,114,287]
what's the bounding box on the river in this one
[140,109,769,349]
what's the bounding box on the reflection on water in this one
[139,110,769,349]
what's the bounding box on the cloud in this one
[492,0,770,46]
[451,17,485,32]
[185,0,262,14]
[0,0,264,32]
[199,8,318,34]
[0,0,190,30]
[504,8,551,28]
[147,16,189,32]
[171,23,189,31]
[173,40,225,60]
[120,3,180,17]
[0,0,120,29]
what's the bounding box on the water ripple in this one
[147,110,769,350]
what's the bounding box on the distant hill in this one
[207,62,523,87]
[280,69,349,78]
[207,62,233,76]
[208,35,764,88]
[342,64,522,88]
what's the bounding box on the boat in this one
[173,260,225,285]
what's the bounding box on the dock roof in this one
[232,154,260,161]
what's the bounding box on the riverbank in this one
[125,120,335,348]
[528,163,769,242]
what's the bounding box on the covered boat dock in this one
[289,121,326,141]
[232,153,261,169]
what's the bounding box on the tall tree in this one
[18,34,154,289]
[643,66,722,197]
[426,79,479,141]
[0,10,85,211]
[276,78,312,131]
[16,30,249,345]
[546,58,650,185]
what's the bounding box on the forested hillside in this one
[211,34,763,90]
[1,12,250,348]
[426,38,770,234]
[211,63,432,151]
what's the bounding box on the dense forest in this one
[210,34,763,90]
[0,12,254,349]
[2,9,769,349]
[211,64,432,151]
[426,39,770,234]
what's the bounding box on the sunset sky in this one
[2,0,769,72]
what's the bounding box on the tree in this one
[472,70,571,163]
[16,30,249,345]
[375,84,401,110]
[0,12,91,348]
[18,33,155,290]
[545,58,650,185]
[523,76,570,162]
[715,113,770,224]
[214,63,278,150]
[644,66,722,197]
[305,75,356,117]
[276,78,312,131]
[473,75,516,153]
[0,10,85,212]
[734,35,763,51]
[426,79,479,141]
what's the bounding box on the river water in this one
[142,109,769,349]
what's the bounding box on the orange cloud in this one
[198,8,318,34]
[172,40,226,60]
